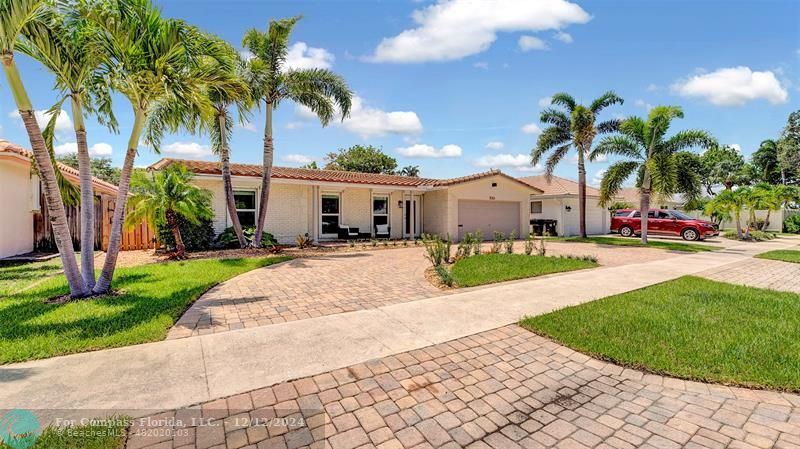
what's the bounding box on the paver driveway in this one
[698,257,800,293]
[167,243,676,339]
[128,325,800,449]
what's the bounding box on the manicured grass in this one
[0,258,65,297]
[0,256,290,364]
[0,415,128,449]
[450,253,597,287]
[558,236,718,253]
[756,249,800,264]
[521,276,800,391]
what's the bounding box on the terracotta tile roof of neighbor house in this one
[518,174,602,197]
[0,139,118,195]
[149,158,541,190]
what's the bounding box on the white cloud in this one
[646,83,659,92]
[521,123,542,134]
[294,104,319,120]
[591,169,606,187]
[729,143,742,153]
[284,42,335,70]
[162,142,212,158]
[9,109,73,137]
[338,95,423,138]
[518,35,549,51]
[236,121,257,132]
[485,141,505,150]
[634,99,653,111]
[53,141,113,156]
[671,66,789,106]
[538,96,553,108]
[397,143,462,158]
[473,61,489,70]
[285,121,304,130]
[474,153,540,173]
[369,0,591,62]
[553,30,573,43]
[281,154,316,165]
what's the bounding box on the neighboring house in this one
[0,140,153,259]
[149,158,542,243]
[617,187,684,210]
[518,175,611,236]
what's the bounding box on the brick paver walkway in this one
[167,243,676,339]
[698,257,800,293]
[128,325,800,449]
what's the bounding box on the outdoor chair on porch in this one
[374,224,391,239]
[337,224,360,240]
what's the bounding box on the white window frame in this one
[320,192,341,238]
[233,190,257,227]
[531,201,543,214]
[372,194,390,233]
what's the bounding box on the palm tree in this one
[532,91,623,238]
[399,165,420,177]
[88,0,220,294]
[0,0,88,297]
[17,2,116,289]
[126,164,212,259]
[591,106,715,244]
[705,188,749,239]
[199,40,253,248]
[243,16,352,246]
[749,183,782,230]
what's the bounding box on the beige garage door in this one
[458,200,520,240]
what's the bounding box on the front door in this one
[403,197,420,238]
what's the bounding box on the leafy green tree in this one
[752,139,784,184]
[778,110,800,185]
[56,154,121,185]
[0,0,89,297]
[88,0,223,294]
[324,145,398,174]
[532,91,624,238]
[243,16,352,247]
[701,145,748,192]
[705,188,748,239]
[399,165,421,177]
[126,164,212,259]
[301,161,319,169]
[591,106,715,244]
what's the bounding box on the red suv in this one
[611,209,719,241]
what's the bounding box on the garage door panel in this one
[458,200,520,240]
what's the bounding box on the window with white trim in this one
[530,201,543,214]
[321,193,340,235]
[234,191,256,227]
[373,196,389,227]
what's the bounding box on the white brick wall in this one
[341,188,371,232]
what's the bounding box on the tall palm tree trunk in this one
[734,211,743,239]
[219,113,246,248]
[3,54,88,298]
[640,170,651,245]
[254,101,273,247]
[577,151,587,238]
[71,94,95,289]
[94,108,146,294]
[166,209,186,259]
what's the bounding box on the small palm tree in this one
[532,91,623,238]
[88,0,222,293]
[591,106,715,244]
[243,16,352,246]
[126,164,212,259]
[399,165,420,177]
[749,183,782,230]
[705,188,749,239]
[0,0,88,297]
[17,1,117,289]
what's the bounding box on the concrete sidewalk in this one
[1,239,796,419]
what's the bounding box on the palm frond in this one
[532,126,571,165]
[590,90,624,114]
[549,92,576,111]
[647,153,678,198]
[662,129,717,154]
[599,161,639,206]
[595,119,621,135]
[539,108,569,130]
[282,68,352,124]
[544,144,570,180]
[591,135,643,161]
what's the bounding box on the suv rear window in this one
[614,210,630,217]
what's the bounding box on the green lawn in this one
[450,253,597,287]
[557,236,718,253]
[521,276,800,391]
[0,415,128,449]
[756,249,800,264]
[0,258,65,297]
[0,256,290,364]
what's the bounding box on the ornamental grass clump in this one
[504,230,516,254]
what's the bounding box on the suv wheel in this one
[619,226,634,237]
[682,228,699,241]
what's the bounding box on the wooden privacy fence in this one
[101,196,158,251]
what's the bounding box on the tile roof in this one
[618,187,682,206]
[518,174,602,197]
[149,158,540,191]
[0,139,119,195]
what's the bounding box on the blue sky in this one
[1,0,798,184]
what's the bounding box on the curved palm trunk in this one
[166,209,186,259]
[3,54,88,298]
[254,101,273,248]
[219,113,246,248]
[93,108,146,294]
[577,151,587,238]
[71,94,95,289]
[640,170,651,245]
[734,210,744,239]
